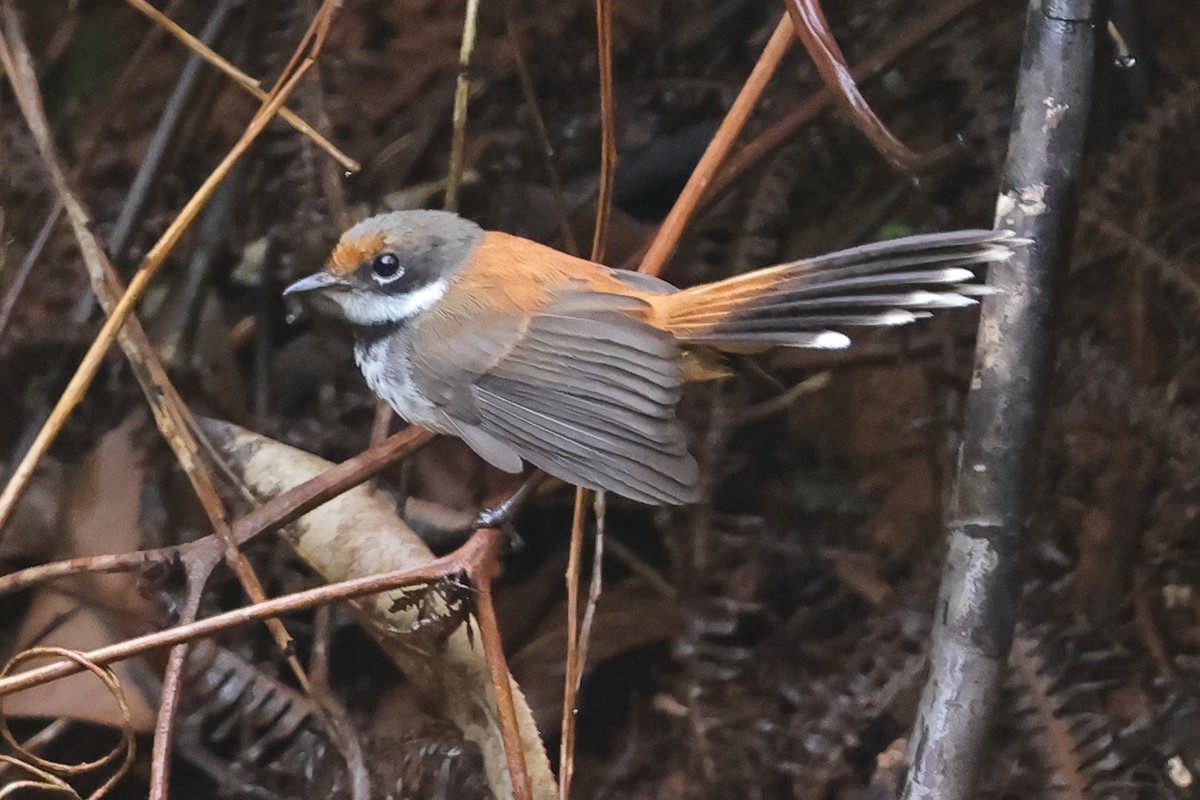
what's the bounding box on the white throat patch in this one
[332,279,449,326]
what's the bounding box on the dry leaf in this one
[6,413,157,730]
[200,418,556,800]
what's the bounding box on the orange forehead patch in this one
[328,231,386,276]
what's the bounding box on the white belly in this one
[354,336,445,430]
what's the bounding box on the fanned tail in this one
[661,229,1020,350]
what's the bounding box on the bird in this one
[284,210,1018,505]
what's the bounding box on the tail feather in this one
[661,229,1018,349]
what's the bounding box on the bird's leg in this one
[473,470,549,530]
[402,472,548,552]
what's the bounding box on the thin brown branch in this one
[148,559,214,800]
[0,42,313,532]
[474,562,535,800]
[707,0,982,206]
[0,648,136,798]
[637,14,794,277]
[0,427,434,599]
[0,0,332,711]
[783,0,936,173]
[122,0,358,171]
[0,527,501,703]
[559,488,589,800]
[590,0,617,263]
[577,491,606,686]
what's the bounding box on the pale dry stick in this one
[0,57,314,534]
[0,5,346,778]
[556,495,607,786]
[445,0,482,210]
[559,488,589,800]
[272,0,342,96]
[637,14,794,277]
[122,0,358,172]
[578,491,606,675]
[559,492,607,800]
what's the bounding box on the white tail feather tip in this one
[813,332,852,349]
[938,268,977,282]
[907,291,977,308]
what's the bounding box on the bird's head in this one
[284,210,483,327]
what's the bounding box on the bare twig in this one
[0,0,329,697]
[0,427,435,600]
[637,15,794,277]
[589,0,616,263]
[445,0,482,210]
[122,0,359,172]
[783,0,938,173]
[577,491,606,685]
[0,647,136,799]
[559,487,589,800]
[148,561,213,800]
[902,2,1099,798]
[473,554,535,800]
[706,0,984,208]
[0,33,313,532]
[0,528,503,698]
[0,200,58,345]
[559,0,621,792]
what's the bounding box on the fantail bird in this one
[285,210,1017,505]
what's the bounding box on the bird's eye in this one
[371,252,403,282]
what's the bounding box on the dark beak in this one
[283,271,345,296]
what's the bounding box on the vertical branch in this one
[445,0,482,211]
[589,0,616,262]
[560,2,618,794]
[559,486,589,800]
[902,2,1098,798]
[470,529,534,800]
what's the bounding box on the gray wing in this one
[411,289,699,505]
